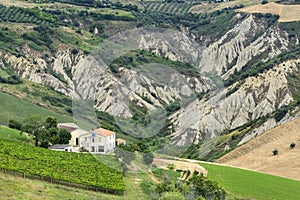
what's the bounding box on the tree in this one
[44,116,58,129]
[21,115,67,147]
[115,147,136,165]
[143,152,154,166]
[21,115,45,146]
[57,128,71,144]
[115,146,136,176]
[188,175,226,200]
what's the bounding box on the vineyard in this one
[0,4,56,25]
[143,1,192,15]
[0,138,124,192]
[134,11,175,25]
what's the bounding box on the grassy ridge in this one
[200,163,300,200]
[0,91,73,125]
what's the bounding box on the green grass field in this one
[0,92,73,125]
[0,171,150,200]
[0,126,31,143]
[200,163,300,200]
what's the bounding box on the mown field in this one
[0,92,72,125]
[200,163,300,200]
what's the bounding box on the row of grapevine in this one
[0,4,56,25]
[143,2,191,15]
[134,12,174,26]
[0,139,124,192]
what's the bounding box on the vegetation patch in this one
[225,45,300,87]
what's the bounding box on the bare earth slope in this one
[238,2,300,22]
[217,117,300,181]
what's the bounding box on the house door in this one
[76,138,79,146]
[91,146,95,152]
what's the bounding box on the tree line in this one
[9,116,71,148]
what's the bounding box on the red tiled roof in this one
[116,138,126,143]
[57,123,79,132]
[93,128,115,137]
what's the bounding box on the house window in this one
[98,137,101,142]
[92,138,95,143]
[85,137,87,142]
[98,146,104,152]
[91,146,95,152]
[65,149,68,152]
[76,138,79,146]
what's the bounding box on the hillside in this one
[238,2,300,22]
[0,0,300,162]
[0,92,72,125]
[0,170,150,200]
[216,118,300,181]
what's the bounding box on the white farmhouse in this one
[57,123,116,154]
[78,128,116,154]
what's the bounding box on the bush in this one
[290,143,296,149]
[273,149,278,155]
[167,164,175,170]
[8,119,22,130]
[261,0,268,4]
[143,152,154,166]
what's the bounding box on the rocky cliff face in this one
[2,13,299,150]
[171,58,300,146]
[198,14,289,77]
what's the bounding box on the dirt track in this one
[217,118,300,181]
[153,158,208,178]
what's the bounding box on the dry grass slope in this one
[190,0,277,14]
[217,117,300,181]
[238,2,300,22]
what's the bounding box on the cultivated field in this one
[217,117,300,181]
[190,0,277,14]
[238,2,300,22]
[200,162,300,200]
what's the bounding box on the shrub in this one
[290,143,296,149]
[167,164,175,170]
[261,0,268,4]
[272,149,278,155]
[143,152,154,166]
[8,119,22,130]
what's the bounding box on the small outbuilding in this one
[116,138,126,146]
[48,144,73,152]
